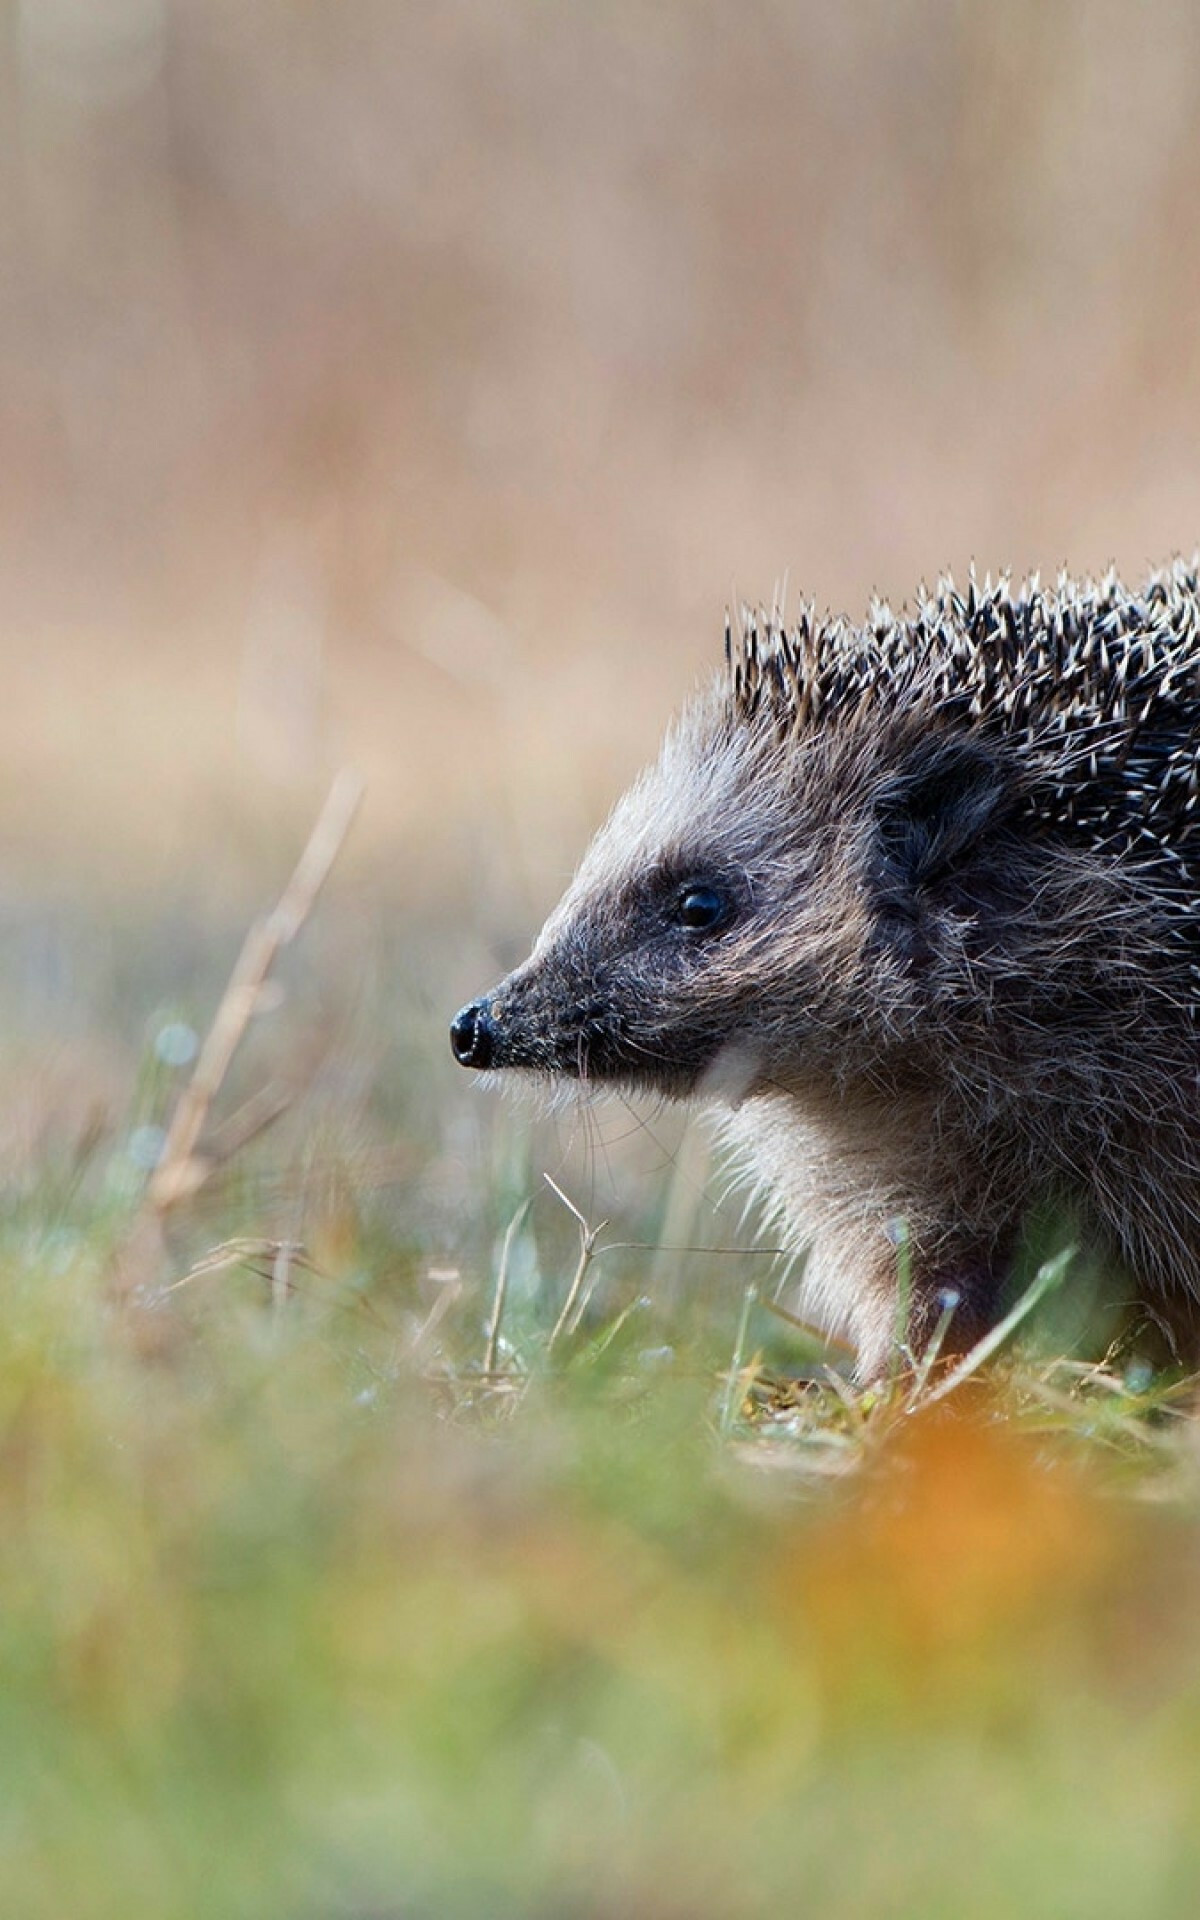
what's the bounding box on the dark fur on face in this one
[454,563,1200,1376]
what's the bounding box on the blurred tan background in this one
[5,0,1200,917]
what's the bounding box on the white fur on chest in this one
[720,1093,909,1368]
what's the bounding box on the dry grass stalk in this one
[545,1175,608,1351]
[162,1236,316,1294]
[146,768,364,1214]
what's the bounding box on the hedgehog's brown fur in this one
[452,559,1200,1376]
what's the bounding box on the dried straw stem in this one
[147,768,364,1213]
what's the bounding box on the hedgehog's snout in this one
[450,997,496,1070]
[451,970,561,1070]
[451,954,605,1074]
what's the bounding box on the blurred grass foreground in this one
[7,768,1200,1920]
[10,1,1200,1915]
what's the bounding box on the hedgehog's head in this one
[451,672,1017,1104]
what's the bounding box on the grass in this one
[6,815,1200,1918]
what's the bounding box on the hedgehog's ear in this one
[874,737,1007,886]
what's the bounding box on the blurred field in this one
[9,0,1200,899]
[7,2,1200,1915]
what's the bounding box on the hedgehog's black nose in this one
[450,998,496,1069]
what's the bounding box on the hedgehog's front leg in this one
[723,1091,1017,1378]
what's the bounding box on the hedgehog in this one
[451,559,1200,1377]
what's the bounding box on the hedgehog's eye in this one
[674,884,731,932]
